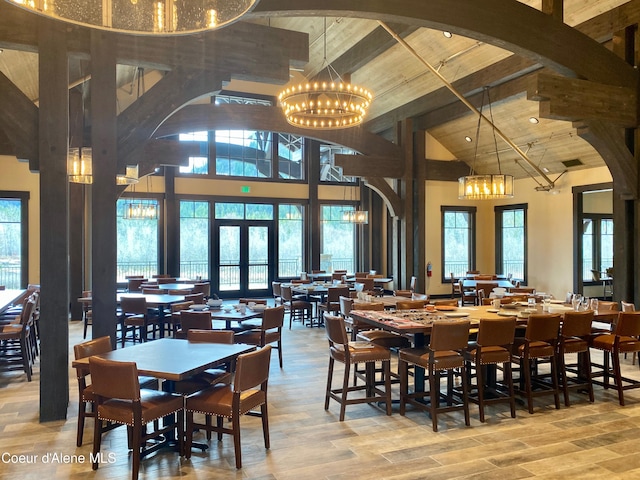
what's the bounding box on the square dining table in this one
[118,293,186,337]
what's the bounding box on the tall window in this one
[278,134,304,180]
[321,205,356,273]
[441,206,476,280]
[582,216,613,282]
[0,193,28,288]
[179,200,210,279]
[495,204,527,282]
[178,131,209,175]
[215,129,272,177]
[278,204,304,278]
[116,198,160,280]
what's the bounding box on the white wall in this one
[424,166,613,300]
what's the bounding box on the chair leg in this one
[325,358,334,410]
[277,340,283,369]
[232,411,242,469]
[383,360,392,416]
[477,363,486,423]
[131,422,142,480]
[185,411,194,459]
[92,418,103,471]
[505,361,516,418]
[429,368,439,432]
[340,362,351,421]
[523,357,534,414]
[399,359,408,416]
[613,349,625,406]
[77,402,88,447]
[261,402,270,449]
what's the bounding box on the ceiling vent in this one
[562,158,583,168]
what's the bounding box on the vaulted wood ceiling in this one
[0,0,636,185]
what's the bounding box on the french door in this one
[213,219,275,298]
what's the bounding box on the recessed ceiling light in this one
[542,167,550,173]
[443,31,453,38]
[529,116,539,124]
[464,136,472,142]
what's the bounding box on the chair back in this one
[621,301,636,312]
[233,345,272,393]
[339,296,353,317]
[396,300,427,310]
[476,282,499,298]
[272,281,282,296]
[614,312,640,337]
[281,285,294,301]
[354,302,384,311]
[169,288,191,295]
[262,306,285,330]
[433,298,458,307]
[157,277,177,284]
[74,336,113,360]
[331,273,343,281]
[394,290,413,298]
[474,275,495,280]
[187,329,235,344]
[153,274,171,279]
[143,287,167,294]
[525,314,561,342]
[327,286,350,303]
[476,318,516,347]
[591,269,602,282]
[192,283,210,297]
[239,298,267,304]
[184,292,204,304]
[171,301,194,313]
[597,300,619,312]
[127,278,146,292]
[562,311,594,337]
[355,272,368,278]
[324,314,349,347]
[120,296,147,315]
[89,357,140,401]
[510,286,536,294]
[180,311,212,331]
[430,321,471,351]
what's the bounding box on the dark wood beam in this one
[363,177,402,218]
[424,160,470,181]
[154,104,403,160]
[542,0,563,22]
[575,119,638,199]
[529,73,637,127]
[334,154,405,178]
[0,71,39,166]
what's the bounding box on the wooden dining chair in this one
[89,356,184,480]
[184,345,272,469]
[558,311,595,406]
[175,310,212,339]
[317,286,350,326]
[396,299,427,310]
[119,296,159,347]
[234,305,285,368]
[81,290,92,339]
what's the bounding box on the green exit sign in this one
[241,185,251,193]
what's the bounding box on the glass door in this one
[214,220,274,298]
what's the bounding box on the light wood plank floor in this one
[3,316,640,479]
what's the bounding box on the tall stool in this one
[558,310,595,406]
[466,317,517,422]
[591,311,640,406]
[511,313,562,414]
[399,320,471,432]
[324,314,392,421]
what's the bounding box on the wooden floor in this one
[3,314,640,479]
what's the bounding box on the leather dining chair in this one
[234,305,285,368]
[511,313,562,414]
[184,345,272,469]
[558,310,595,406]
[175,310,212,339]
[324,314,392,421]
[89,356,184,480]
[396,299,427,310]
[466,317,517,422]
[73,336,159,447]
[399,320,471,432]
[317,286,350,326]
[119,296,159,347]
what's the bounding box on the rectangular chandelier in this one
[458,174,514,200]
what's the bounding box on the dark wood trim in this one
[165,168,178,277]
[307,139,320,273]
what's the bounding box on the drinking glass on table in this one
[572,294,582,311]
[581,297,590,311]
[590,298,599,312]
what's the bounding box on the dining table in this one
[0,289,26,316]
[72,338,256,452]
[176,306,264,330]
[143,283,195,291]
[459,279,515,290]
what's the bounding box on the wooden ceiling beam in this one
[529,73,637,127]
[363,177,403,218]
[334,154,405,178]
[0,70,38,166]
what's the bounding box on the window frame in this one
[581,213,613,284]
[441,205,476,283]
[0,191,29,288]
[495,203,528,283]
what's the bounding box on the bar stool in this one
[466,317,517,422]
[558,310,595,406]
[324,314,392,421]
[511,313,562,414]
[591,311,640,406]
[399,320,471,432]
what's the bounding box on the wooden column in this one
[38,19,70,422]
[307,139,320,273]
[90,30,118,343]
[398,118,414,290]
[165,168,178,277]
[414,130,427,294]
[69,183,85,321]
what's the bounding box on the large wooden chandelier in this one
[6,0,258,34]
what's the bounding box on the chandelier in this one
[67,147,93,184]
[342,209,369,224]
[124,199,158,219]
[278,19,372,130]
[6,0,258,35]
[116,165,140,185]
[458,88,514,200]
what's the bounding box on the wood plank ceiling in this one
[0,0,633,182]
